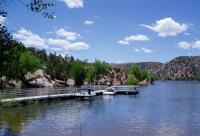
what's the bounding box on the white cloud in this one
[117,40,129,45]
[14,27,90,51]
[0,15,6,24]
[177,41,191,49]
[47,38,89,51]
[50,47,63,51]
[177,40,200,50]
[134,48,140,53]
[55,28,80,41]
[125,35,149,41]
[141,17,188,37]
[47,38,70,47]
[141,48,154,53]
[116,60,122,64]
[134,48,154,53]
[61,0,84,8]
[118,34,149,45]
[84,20,94,25]
[192,41,200,49]
[68,42,89,50]
[13,28,48,49]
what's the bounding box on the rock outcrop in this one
[25,69,55,87]
[157,56,200,80]
[110,56,200,80]
[97,69,128,85]
[25,69,75,87]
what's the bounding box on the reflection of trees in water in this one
[0,123,19,136]
[0,100,94,135]
[0,105,40,133]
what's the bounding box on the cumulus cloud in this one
[177,40,200,49]
[134,48,154,53]
[14,27,90,51]
[55,28,80,41]
[193,41,200,49]
[13,28,48,49]
[117,40,129,45]
[61,0,84,8]
[84,20,94,25]
[141,17,188,37]
[0,15,6,24]
[47,38,89,51]
[118,34,150,45]
[177,41,191,49]
[50,47,63,51]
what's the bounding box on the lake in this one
[1,81,200,136]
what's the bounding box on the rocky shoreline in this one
[2,56,200,89]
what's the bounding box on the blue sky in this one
[1,0,200,63]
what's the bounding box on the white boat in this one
[102,87,116,95]
[75,88,96,99]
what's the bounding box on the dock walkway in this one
[0,86,107,103]
[0,85,139,104]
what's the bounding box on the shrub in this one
[124,75,139,85]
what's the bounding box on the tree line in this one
[0,24,109,88]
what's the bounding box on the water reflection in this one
[1,81,200,136]
[0,123,18,136]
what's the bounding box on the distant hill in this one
[109,56,200,80]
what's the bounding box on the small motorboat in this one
[102,87,116,95]
[75,88,96,100]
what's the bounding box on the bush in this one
[148,74,157,83]
[19,51,41,74]
[128,65,141,80]
[124,75,139,85]
[128,64,150,81]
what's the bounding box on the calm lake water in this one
[1,81,200,136]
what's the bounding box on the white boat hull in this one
[102,91,115,95]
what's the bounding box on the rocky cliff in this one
[157,56,200,80]
[110,56,200,80]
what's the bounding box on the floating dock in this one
[0,86,139,104]
[113,86,139,94]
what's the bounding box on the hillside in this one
[109,56,200,80]
[158,56,200,80]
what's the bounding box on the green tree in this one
[128,65,141,80]
[124,75,139,85]
[19,51,41,75]
[45,53,72,81]
[139,69,149,81]
[148,74,157,83]
[92,60,107,84]
[87,66,96,84]
[70,60,86,86]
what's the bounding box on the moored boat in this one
[102,87,116,95]
[75,88,96,100]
